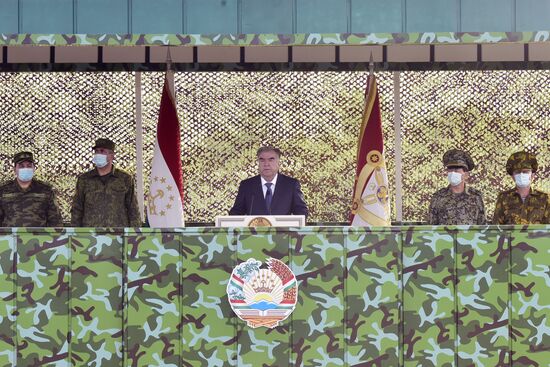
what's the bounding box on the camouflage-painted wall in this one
[1,0,549,34]
[0,226,549,366]
[1,32,549,46]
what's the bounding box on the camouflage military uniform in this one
[0,179,63,226]
[428,149,485,225]
[492,189,550,224]
[492,151,550,224]
[428,186,486,225]
[71,167,140,227]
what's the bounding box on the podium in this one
[215,215,306,227]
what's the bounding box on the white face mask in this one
[92,154,108,168]
[447,172,463,186]
[514,173,531,188]
[17,168,34,182]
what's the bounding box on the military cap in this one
[93,138,115,151]
[13,151,35,165]
[442,149,475,171]
[506,151,538,175]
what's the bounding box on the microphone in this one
[248,195,254,216]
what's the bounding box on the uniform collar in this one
[92,166,118,177]
[13,178,33,192]
[513,188,542,198]
[446,184,470,195]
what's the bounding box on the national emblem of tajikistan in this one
[227,258,298,328]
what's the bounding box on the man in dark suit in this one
[229,146,308,217]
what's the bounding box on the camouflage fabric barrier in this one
[0,226,549,366]
[1,32,549,46]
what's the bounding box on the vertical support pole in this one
[393,72,403,223]
[135,72,145,223]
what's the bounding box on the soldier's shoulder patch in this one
[227,257,298,329]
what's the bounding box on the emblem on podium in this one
[247,216,273,227]
[227,258,298,328]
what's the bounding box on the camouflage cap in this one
[93,138,115,151]
[506,151,538,175]
[442,149,475,171]
[13,151,35,165]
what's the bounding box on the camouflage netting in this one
[400,70,550,222]
[0,72,136,219]
[141,71,395,223]
[0,71,548,223]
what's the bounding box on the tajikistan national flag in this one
[147,73,185,227]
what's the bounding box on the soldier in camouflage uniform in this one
[428,149,486,224]
[493,151,550,224]
[0,151,63,226]
[71,138,141,227]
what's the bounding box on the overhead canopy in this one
[1,32,549,71]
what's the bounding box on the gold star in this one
[166,204,172,209]
[160,210,166,216]
[169,195,175,201]
[166,185,173,191]
[160,177,166,184]
[154,176,159,182]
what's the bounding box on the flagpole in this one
[368,52,374,92]
[351,52,390,227]
[393,71,403,223]
[166,46,175,98]
[147,46,184,228]
[369,52,374,75]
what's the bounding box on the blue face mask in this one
[92,154,108,168]
[447,172,463,186]
[18,168,34,182]
[514,173,531,188]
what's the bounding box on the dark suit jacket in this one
[229,173,308,217]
